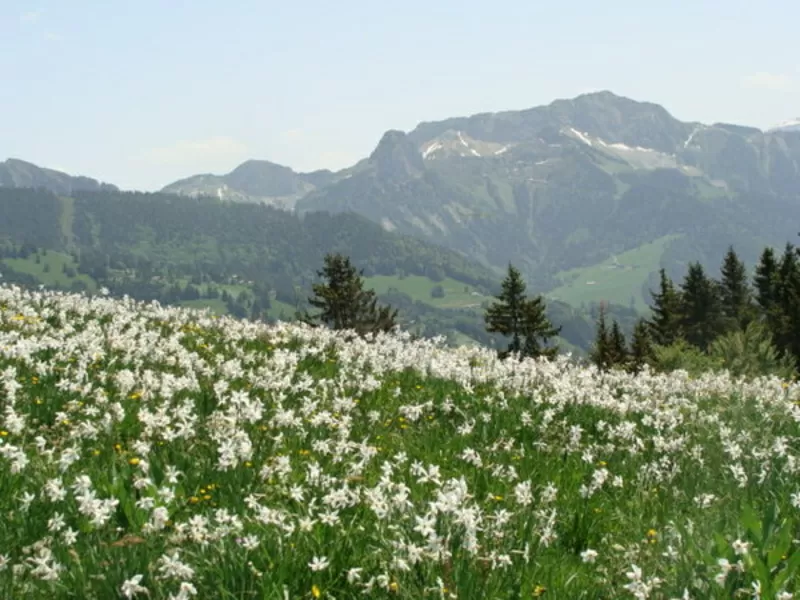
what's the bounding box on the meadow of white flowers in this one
[1,283,800,599]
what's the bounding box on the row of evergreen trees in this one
[301,242,800,378]
[591,242,800,374]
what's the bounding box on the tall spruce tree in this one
[774,244,800,364]
[609,320,629,367]
[589,303,612,370]
[485,264,560,360]
[679,262,725,350]
[520,295,561,360]
[628,318,655,374]
[754,247,780,314]
[647,269,683,346]
[300,253,398,336]
[719,246,755,331]
[485,264,527,358]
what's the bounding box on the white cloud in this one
[741,72,793,90]
[139,136,248,166]
[20,9,43,23]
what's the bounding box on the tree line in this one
[589,241,800,378]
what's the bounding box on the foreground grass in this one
[1,285,800,598]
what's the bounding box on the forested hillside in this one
[0,187,621,352]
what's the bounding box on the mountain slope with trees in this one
[0,186,615,352]
[293,91,800,297]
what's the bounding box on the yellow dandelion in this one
[128,457,141,466]
[311,585,322,598]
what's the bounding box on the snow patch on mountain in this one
[568,128,594,146]
[683,125,705,148]
[422,142,443,159]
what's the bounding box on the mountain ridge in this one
[0,158,118,195]
[4,90,799,310]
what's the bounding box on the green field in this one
[546,235,681,311]
[2,251,96,291]
[365,275,489,309]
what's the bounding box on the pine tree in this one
[773,244,800,364]
[485,264,529,359]
[754,247,780,314]
[679,262,725,351]
[485,264,560,360]
[719,246,755,331]
[647,269,683,346]
[520,295,561,360]
[300,253,398,336]
[628,318,655,373]
[609,320,628,367]
[589,303,612,370]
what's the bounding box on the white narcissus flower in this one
[309,556,330,572]
[580,548,598,563]
[121,574,148,598]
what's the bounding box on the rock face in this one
[297,91,800,290]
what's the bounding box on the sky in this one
[2,0,798,191]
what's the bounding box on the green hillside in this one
[0,186,625,353]
[546,235,681,310]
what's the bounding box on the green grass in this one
[3,251,96,291]
[546,235,681,311]
[365,275,488,309]
[179,298,230,314]
[2,286,799,598]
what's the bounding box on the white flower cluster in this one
[0,283,798,598]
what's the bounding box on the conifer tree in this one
[754,247,780,314]
[647,269,683,346]
[589,303,612,370]
[719,246,755,331]
[485,264,527,358]
[300,253,398,336]
[485,264,560,360]
[628,318,655,374]
[679,262,725,350]
[773,244,800,364]
[520,295,561,360]
[609,320,629,367]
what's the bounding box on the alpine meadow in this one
[4,1,800,597]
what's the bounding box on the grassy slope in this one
[545,235,681,311]
[1,287,798,598]
[364,275,489,309]
[2,251,96,291]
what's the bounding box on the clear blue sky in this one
[2,0,798,191]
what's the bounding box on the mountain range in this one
[0,158,118,195]
[4,91,800,310]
